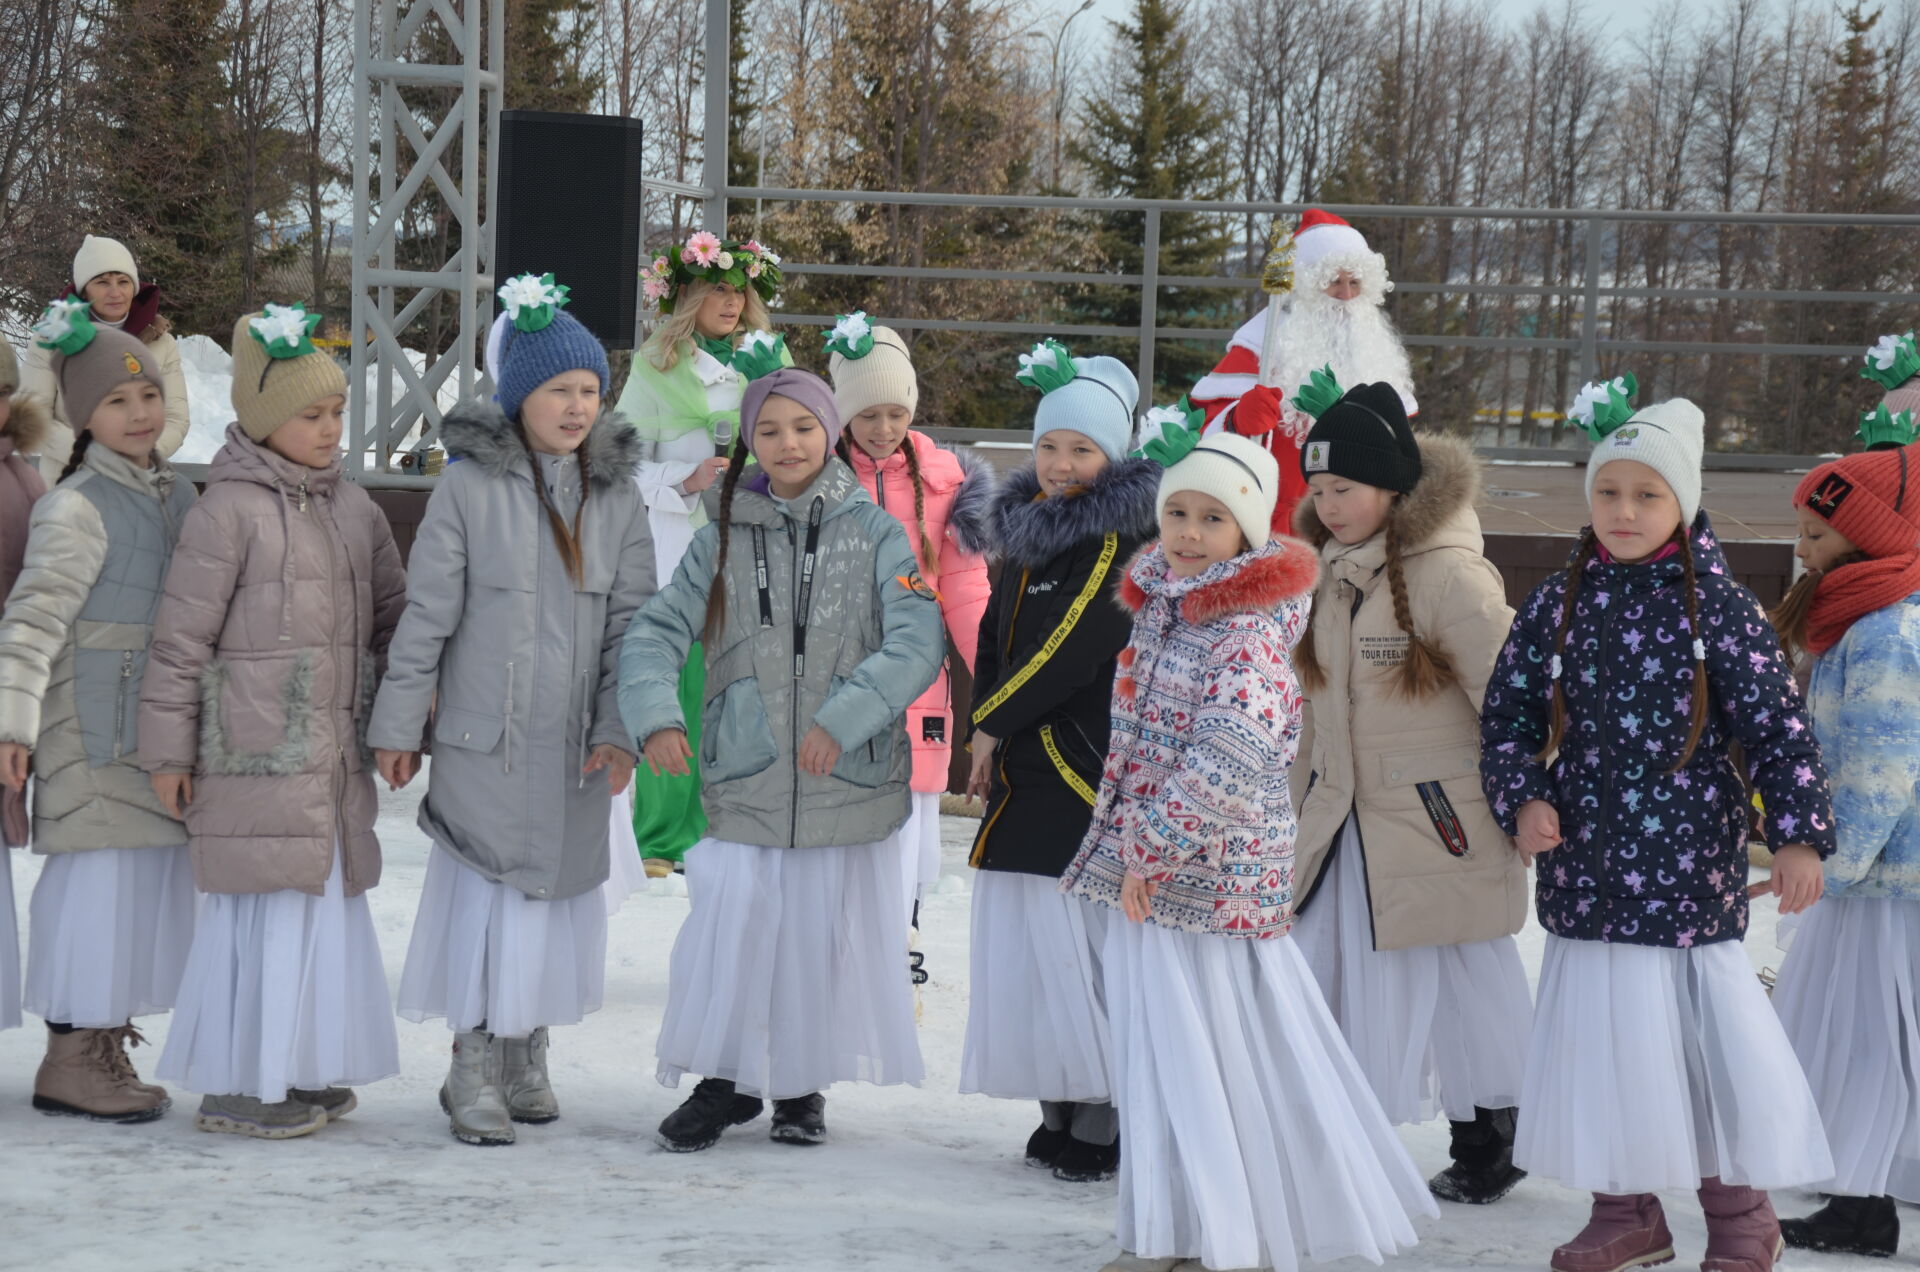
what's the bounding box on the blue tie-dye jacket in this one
[1479,514,1835,948]
[1807,592,1920,899]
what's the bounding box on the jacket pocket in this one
[73,621,153,766]
[1038,722,1099,807]
[198,652,318,777]
[1378,743,1486,856]
[826,676,894,788]
[433,705,506,754]
[700,677,778,784]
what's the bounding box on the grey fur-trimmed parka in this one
[140,424,408,896]
[367,401,655,902]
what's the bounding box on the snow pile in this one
[0,788,1871,1271]
[171,332,463,465]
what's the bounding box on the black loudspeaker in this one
[495,110,645,349]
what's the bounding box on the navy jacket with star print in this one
[1479,514,1835,949]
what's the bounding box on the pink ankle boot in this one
[1697,1177,1783,1272]
[1551,1193,1676,1272]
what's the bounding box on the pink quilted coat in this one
[846,430,995,793]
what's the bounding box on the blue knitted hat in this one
[1020,345,1137,462]
[487,273,609,420]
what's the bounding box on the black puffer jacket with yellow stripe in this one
[969,457,1158,876]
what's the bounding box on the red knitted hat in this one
[1795,441,1920,559]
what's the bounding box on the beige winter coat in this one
[139,425,408,897]
[1290,433,1527,951]
[0,445,195,853]
[19,322,191,482]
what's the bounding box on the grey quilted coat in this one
[366,402,655,902]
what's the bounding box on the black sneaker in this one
[770,1092,827,1145]
[1026,1122,1071,1168]
[658,1078,764,1152]
[1428,1106,1527,1205]
[1780,1195,1899,1257]
[1052,1134,1119,1182]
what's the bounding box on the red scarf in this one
[1806,553,1920,654]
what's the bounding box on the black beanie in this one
[1299,382,1422,493]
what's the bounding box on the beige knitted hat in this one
[828,320,918,420]
[230,306,347,442]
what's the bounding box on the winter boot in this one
[1054,1134,1121,1183]
[1429,1105,1527,1204]
[195,1093,328,1139]
[1698,1177,1783,1272]
[101,1024,166,1099]
[1097,1255,1185,1272]
[643,857,675,879]
[288,1087,357,1121]
[1780,1193,1898,1257]
[659,1077,765,1152]
[501,1026,559,1124]
[1027,1121,1072,1168]
[1550,1193,1675,1272]
[439,1029,514,1146]
[770,1092,828,1145]
[32,1025,170,1123]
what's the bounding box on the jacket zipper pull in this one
[297,479,309,512]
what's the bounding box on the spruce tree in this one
[1068,0,1233,398]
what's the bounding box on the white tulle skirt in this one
[1518,933,1834,1193]
[655,836,922,1100]
[897,791,943,924]
[959,868,1110,1102]
[25,845,194,1027]
[158,852,398,1102]
[1772,894,1920,1201]
[1291,820,1533,1123]
[0,849,19,1031]
[397,844,607,1038]
[1104,919,1436,1271]
[602,785,650,916]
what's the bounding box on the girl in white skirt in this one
[1768,442,1920,1256]
[826,314,994,983]
[1285,383,1534,1204]
[368,276,656,1146]
[1480,384,1835,1272]
[0,306,197,1122]
[621,357,944,1151]
[138,305,408,1138]
[1061,429,1437,1272]
[962,346,1158,1182]
[0,339,50,1035]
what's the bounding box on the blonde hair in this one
[641,279,773,372]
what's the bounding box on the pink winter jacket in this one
[139,424,408,897]
[846,431,995,792]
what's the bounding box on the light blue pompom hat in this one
[1019,340,1139,462]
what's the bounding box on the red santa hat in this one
[1290,209,1391,300]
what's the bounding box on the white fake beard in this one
[1263,291,1416,424]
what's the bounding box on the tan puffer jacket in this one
[139,424,407,896]
[0,444,194,853]
[1290,433,1528,951]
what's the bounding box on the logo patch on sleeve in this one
[1304,440,1331,472]
[897,571,939,602]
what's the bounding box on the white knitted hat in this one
[71,235,139,292]
[1585,398,1706,524]
[829,324,918,419]
[1157,431,1281,549]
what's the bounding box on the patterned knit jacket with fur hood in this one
[140,424,408,897]
[1061,536,1319,938]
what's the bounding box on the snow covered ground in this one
[0,781,1879,1272]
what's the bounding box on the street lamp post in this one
[1027,0,1096,191]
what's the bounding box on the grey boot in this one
[438,1029,514,1146]
[288,1087,358,1121]
[501,1027,559,1124]
[195,1093,328,1139]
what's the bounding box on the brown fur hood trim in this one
[2,393,51,456]
[1293,431,1480,551]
